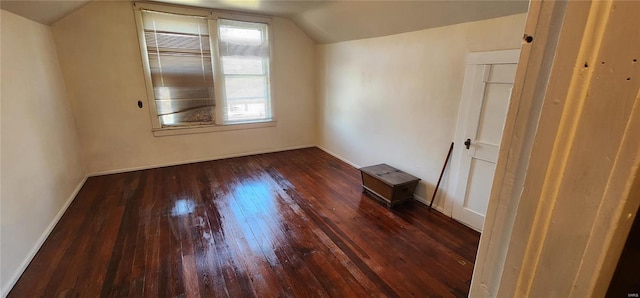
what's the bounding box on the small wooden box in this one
[359,164,420,208]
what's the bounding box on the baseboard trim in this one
[89,144,316,177]
[315,146,361,169]
[414,194,446,214]
[415,194,480,232]
[2,175,88,297]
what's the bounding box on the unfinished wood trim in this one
[473,0,640,296]
[574,84,640,297]
[510,1,603,296]
[566,0,640,295]
[469,0,569,296]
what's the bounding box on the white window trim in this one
[132,2,276,136]
[152,121,276,137]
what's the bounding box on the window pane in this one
[225,99,267,122]
[148,53,213,87]
[218,19,271,123]
[154,87,214,122]
[219,22,263,46]
[142,10,208,35]
[222,56,264,75]
[224,76,267,99]
[145,32,210,52]
[142,10,214,127]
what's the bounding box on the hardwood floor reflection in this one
[9,147,480,297]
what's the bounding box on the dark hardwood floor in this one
[9,147,480,297]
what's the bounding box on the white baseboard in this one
[416,194,480,231]
[414,193,447,214]
[2,175,88,297]
[89,144,316,176]
[315,146,361,169]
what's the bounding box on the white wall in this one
[316,13,526,210]
[0,10,86,295]
[51,1,317,175]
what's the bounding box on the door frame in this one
[470,0,640,296]
[444,49,520,228]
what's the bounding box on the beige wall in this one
[0,3,524,293]
[316,14,526,210]
[0,10,86,295]
[51,1,317,175]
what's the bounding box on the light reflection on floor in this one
[167,172,288,270]
[171,197,196,216]
[226,175,285,265]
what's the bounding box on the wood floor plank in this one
[8,147,480,297]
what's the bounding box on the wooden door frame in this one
[471,0,640,296]
[445,49,520,231]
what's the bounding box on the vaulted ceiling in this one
[1,0,529,43]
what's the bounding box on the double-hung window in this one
[134,3,273,135]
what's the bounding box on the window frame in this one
[213,14,273,125]
[133,2,276,136]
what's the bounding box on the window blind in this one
[217,19,271,123]
[141,10,215,126]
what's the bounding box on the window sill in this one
[152,120,277,137]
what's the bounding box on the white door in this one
[451,50,519,231]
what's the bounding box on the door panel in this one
[452,58,518,232]
[477,84,512,145]
[464,159,496,215]
[488,63,518,83]
[473,143,499,162]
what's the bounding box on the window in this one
[141,11,214,127]
[218,19,272,123]
[134,4,274,135]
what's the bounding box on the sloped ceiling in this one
[293,1,529,43]
[0,0,529,44]
[0,0,91,24]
